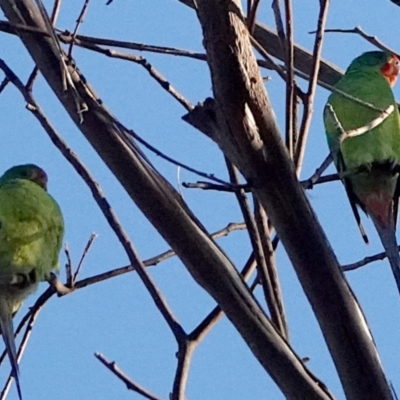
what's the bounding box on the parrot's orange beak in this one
[380,55,400,87]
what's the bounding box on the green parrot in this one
[0,164,64,400]
[324,51,400,294]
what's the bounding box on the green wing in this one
[324,52,400,297]
[0,178,64,283]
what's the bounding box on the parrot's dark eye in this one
[19,171,29,178]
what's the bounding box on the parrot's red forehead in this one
[34,167,47,181]
[380,55,400,87]
[31,167,48,190]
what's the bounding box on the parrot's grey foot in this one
[12,270,36,288]
[372,159,398,172]
[388,160,400,173]
[358,163,372,173]
[47,272,73,296]
[0,270,37,289]
[339,167,360,179]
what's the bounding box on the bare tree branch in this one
[253,199,287,339]
[0,1,336,399]
[193,0,392,398]
[67,0,90,59]
[0,57,186,341]
[225,159,287,338]
[294,0,329,173]
[283,0,296,158]
[322,26,399,57]
[95,353,162,400]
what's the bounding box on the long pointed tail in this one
[373,217,400,296]
[0,313,23,400]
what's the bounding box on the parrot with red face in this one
[324,51,400,294]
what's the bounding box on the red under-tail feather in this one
[364,193,400,294]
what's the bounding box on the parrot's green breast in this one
[0,179,64,282]
[325,69,400,169]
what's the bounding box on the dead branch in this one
[0,1,335,399]
[95,353,162,400]
[193,0,392,398]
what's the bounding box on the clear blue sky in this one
[1,1,400,399]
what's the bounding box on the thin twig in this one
[0,304,44,400]
[58,30,287,73]
[250,36,305,100]
[224,160,286,336]
[124,128,235,186]
[302,173,339,187]
[64,222,247,291]
[33,0,87,121]
[390,381,399,400]
[295,0,329,174]
[246,0,252,25]
[171,340,195,400]
[250,37,287,80]
[321,26,399,57]
[68,39,193,111]
[48,272,73,295]
[64,243,73,287]
[183,153,339,193]
[0,77,9,94]
[247,0,261,34]
[50,0,62,23]
[172,253,257,398]
[254,200,288,339]
[182,181,249,192]
[271,0,286,48]
[300,154,333,189]
[0,285,55,385]
[59,31,208,60]
[73,233,97,284]
[183,173,340,192]
[0,19,208,62]
[95,353,162,400]
[26,0,63,92]
[341,249,400,272]
[283,0,295,158]
[68,0,90,59]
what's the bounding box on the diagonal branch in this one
[0,58,185,341]
[294,0,329,173]
[95,353,162,400]
[225,159,288,338]
[322,26,399,57]
[0,2,331,400]
[193,0,392,398]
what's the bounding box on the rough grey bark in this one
[193,0,392,399]
[0,0,336,399]
[0,0,394,399]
